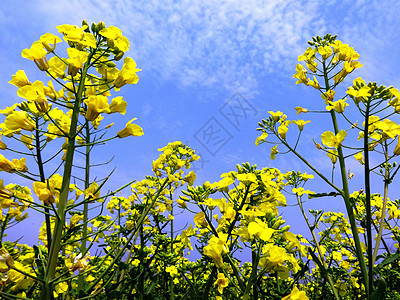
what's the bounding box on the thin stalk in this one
[40,58,92,300]
[169,188,175,300]
[363,97,373,295]
[78,121,91,290]
[85,178,169,294]
[296,194,339,300]
[322,60,369,296]
[139,225,144,300]
[372,141,390,265]
[242,241,262,300]
[35,120,52,251]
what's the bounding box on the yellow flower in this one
[99,26,130,52]
[183,171,196,186]
[335,61,363,83]
[321,130,347,148]
[321,89,335,104]
[0,247,14,272]
[248,219,275,241]
[54,281,68,298]
[294,107,308,115]
[21,41,49,71]
[236,173,257,184]
[255,132,268,146]
[71,253,90,272]
[177,198,187,209]
[203,236,229,268]
[278,123,289,139]
[293,64,308,85]
[0,135,7,150]
[109,96,127,115]
[375,119,400,139]
[283,231,302,252]
[282,286,309,300]
[5,111,35,131]
[0,179,13,199]
[166,265,178,277]
[347,85,371,103]
[0,103,19,116]
[214,273,229,294]
[394,137,400,156]
[69,214,83,228]
[327,150,338,164]
[117,118,144,138]
[66,48,89,76]
[292,120,310,131]
[48,57,67,79]
[20,134,34,150]
[84,95,110,121]
[262,244,290,271]
[57,24,96,48]
[39,32,62,52]
[307,76,320,89]
[33,181,55,205]
[268,111,285,122]
[318,45,332,60]
[17,80,47,103]
[270,145,278,160]
[326,99,349,113]
[113,57,141,88]
[194,212,208,228]
[292,187,314,197]
[9,70,31,88]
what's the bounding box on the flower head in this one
[117,118,144,138]
[9,70,31,88]
[21,41,49,71]
[214,273,229,294]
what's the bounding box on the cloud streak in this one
[2,0,400,102]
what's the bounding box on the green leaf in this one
[371,278,386,300]
[374,252,400,272]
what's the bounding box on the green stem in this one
[85,178,170,294]
[363,97,373,296]
[322,60,369,296]
[40,59,92,300]
[78,121,91,291]
[242,241,262,300]
[34,120,52,250]
[372,141,389,265]
[169,188,175,300]
[0,214,10,246]
[296,194,339,300]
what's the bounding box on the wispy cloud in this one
[17,0,322,98]
[3,0,399,99]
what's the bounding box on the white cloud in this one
[24,0,324,98]
[3,0,400,100]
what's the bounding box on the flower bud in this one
[96,21,106,32]
[114,51,124,61]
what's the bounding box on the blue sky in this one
[2,0,400,245]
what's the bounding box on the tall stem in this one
[372,141,390,265]
[363,98,374,295]
[169,188,175,300]
[296,194,339,300]
[35,121,52,250]
[40,59,91,300]
[78,121,91,290]
[322,61,369,296]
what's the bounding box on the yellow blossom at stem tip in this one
[295,107,308,115]
[117,118,144,138]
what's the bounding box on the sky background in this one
[1,0,400,250]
